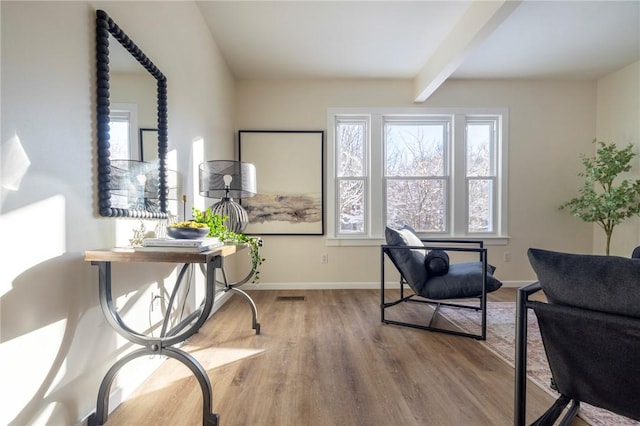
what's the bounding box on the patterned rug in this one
[438,302,640,426]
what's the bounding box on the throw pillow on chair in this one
[424,250,449,276]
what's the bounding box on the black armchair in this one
[381,225,503,340]
[515,248,640,425]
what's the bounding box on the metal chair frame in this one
[380,239,489,340]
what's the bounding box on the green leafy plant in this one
[560,140,640,255]
[192,207,265,282]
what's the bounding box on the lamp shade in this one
[199,160,257,199]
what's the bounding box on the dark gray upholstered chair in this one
[381,225,503,340]
[515,248,640,425]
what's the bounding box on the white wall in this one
[0,1,235,424]
[595,61,640,256]
[236,78,597,287]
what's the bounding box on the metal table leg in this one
[225,286,260,334]
[199,262,261,334]
[89,255,222,426]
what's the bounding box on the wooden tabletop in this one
[84,244,246,264]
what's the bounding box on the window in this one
[110,103,139,160]
[327,108,508,243]
[466,118,498,233]
[384,117,450,233]
[336,117,368,233]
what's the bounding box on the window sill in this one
[326,236,511,247]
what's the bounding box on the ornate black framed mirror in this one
[96,9,169,218]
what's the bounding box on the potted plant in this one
[192,207,265,282]
[560,140,640,255]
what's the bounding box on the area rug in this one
[438,302,640,426]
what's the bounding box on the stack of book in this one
[136,237,223,252]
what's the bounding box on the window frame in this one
[326,107,509,246]
[335,116,370,235]
[464,116,500,235]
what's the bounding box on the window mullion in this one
[370,114,383,238]
[452,114,466,236]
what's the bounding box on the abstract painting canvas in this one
[239,130,324,235]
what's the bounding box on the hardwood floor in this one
[104,288,586,425]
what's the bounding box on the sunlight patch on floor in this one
[141,346,265,393]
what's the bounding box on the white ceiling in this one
[196,0,640,99]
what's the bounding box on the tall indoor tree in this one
[561,140,640,255]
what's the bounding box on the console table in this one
[84,245,259,426]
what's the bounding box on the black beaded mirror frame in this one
[96,9,169,218]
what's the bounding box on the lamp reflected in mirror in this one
[109,160,160,212]
[199,160,257,233]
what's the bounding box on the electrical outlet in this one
[504,252,511,262]
[321,253,329,264]
[150,293,162,312]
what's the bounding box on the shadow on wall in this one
[0,253,176,424]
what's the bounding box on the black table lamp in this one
[198,160,257,233]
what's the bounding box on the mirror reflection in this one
[96,9,169,218]
[109,38,157,162]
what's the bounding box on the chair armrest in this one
[420,239,486,262]
[381,243,486,254]
[420,238,484,249]
[518,281,543,299]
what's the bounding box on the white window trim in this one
[326,107,510,247]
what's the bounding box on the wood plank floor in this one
[104,288,587,425]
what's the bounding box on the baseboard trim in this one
[241,280,529,291]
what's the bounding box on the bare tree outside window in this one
[337,121,366,233]
[385,122,448,232]
[467,121,497,233]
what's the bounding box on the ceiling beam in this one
[413,0,522,102]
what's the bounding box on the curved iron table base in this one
[224,286,260,334]
[200,262,261,334]
[88,254,223,426]
[88,346,219,426]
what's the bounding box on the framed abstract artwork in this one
[139,128,159,162]
[239,130,325,235]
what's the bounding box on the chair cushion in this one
[385,225,428,293]
[423,262,502,299]
[528,248,640,319]
[386,225,503,298]
[425,250,449,277]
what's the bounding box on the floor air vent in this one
[276,296,306,302]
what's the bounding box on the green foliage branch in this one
[560,140,640,255]
[192,207,265,282]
